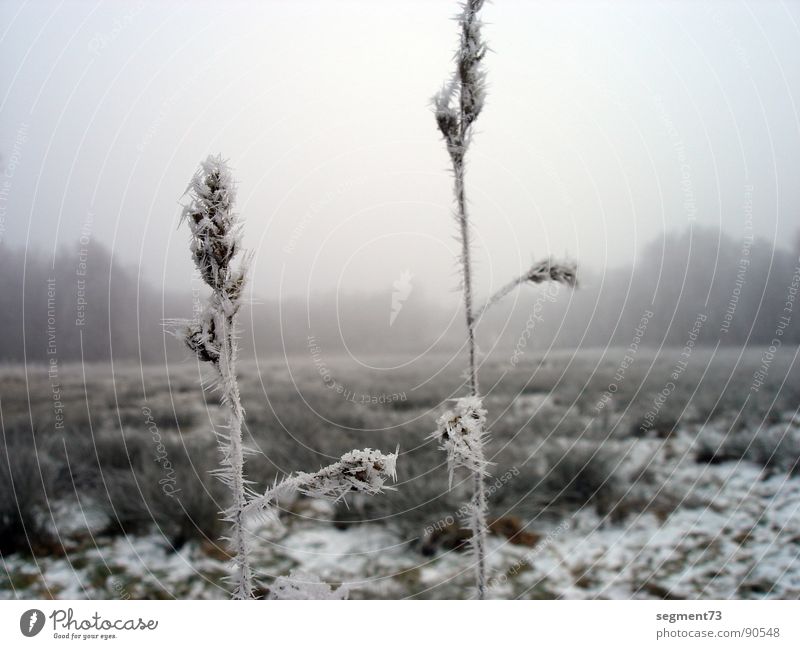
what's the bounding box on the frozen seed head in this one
[181,154,245,301]
[477,256,578,318]
[456,0,488,128]
[433,0,488,161]
[294,447,398,502]
[183,308,219,364]
[434,83,460,155]
[178,154,249,366]
[430,396,489,488]
[247,447,399,514]
[526,258,578,288]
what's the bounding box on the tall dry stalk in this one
[179,155,253,599]
[177,155,399,599]
[432,0,489,599]
[432,1,577,599]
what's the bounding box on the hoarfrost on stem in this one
[246,447,399,515]
[431,0,577,600]
[432,0,491,599]
[430,396,490,489]
[175,154,253,599]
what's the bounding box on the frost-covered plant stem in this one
[433,0,576,600]
[178,155,253,599]
[215,314,252,599]
[454,119,486,598]
[245,448,398,517]
[455,167,479,397]
[177,157,400,599]
[475,258,578,320]
[434,0,489,599]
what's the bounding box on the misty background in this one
[2,0,800,363]
[3,0,800,603]
[2,226,799,363]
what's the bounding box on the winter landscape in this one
[2,348,799,599]
[2,0,800,605]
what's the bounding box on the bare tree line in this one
[1,226,798,364]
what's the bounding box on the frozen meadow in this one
[2,349,798,599]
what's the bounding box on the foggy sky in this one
[1,0,799,305]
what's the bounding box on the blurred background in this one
[1,0,799,599]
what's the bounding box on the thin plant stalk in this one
[458,178,487,597]
[433,0,489,599]
[432,0,577,600]
[475,258,578,320]
[453,71,487,599]
[215,312,252,599]
[177,155,253,598]
[176,155,399,599]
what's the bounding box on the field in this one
[2,346,799,599]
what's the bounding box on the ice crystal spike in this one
[430,396,489,489]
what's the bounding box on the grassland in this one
[1,346,798,598]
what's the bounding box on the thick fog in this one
[2,0,799,309]
[4,2,800,609]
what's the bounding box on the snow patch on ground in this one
[3,431,799,599]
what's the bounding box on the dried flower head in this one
[176,155,248,366]
[456,0,488,128]
[525,257,578,288]
[430,396,490,488]
[476,256,578,320]
[432,0,487,162]
[183,308,219,364]
[434,82,461,158]
[246,447,399,514]
[294,447,398,502]
[181,154,242,295]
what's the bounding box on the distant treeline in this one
[0,241,172,363]
[1,227,798,363]
[480,227,800,353]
